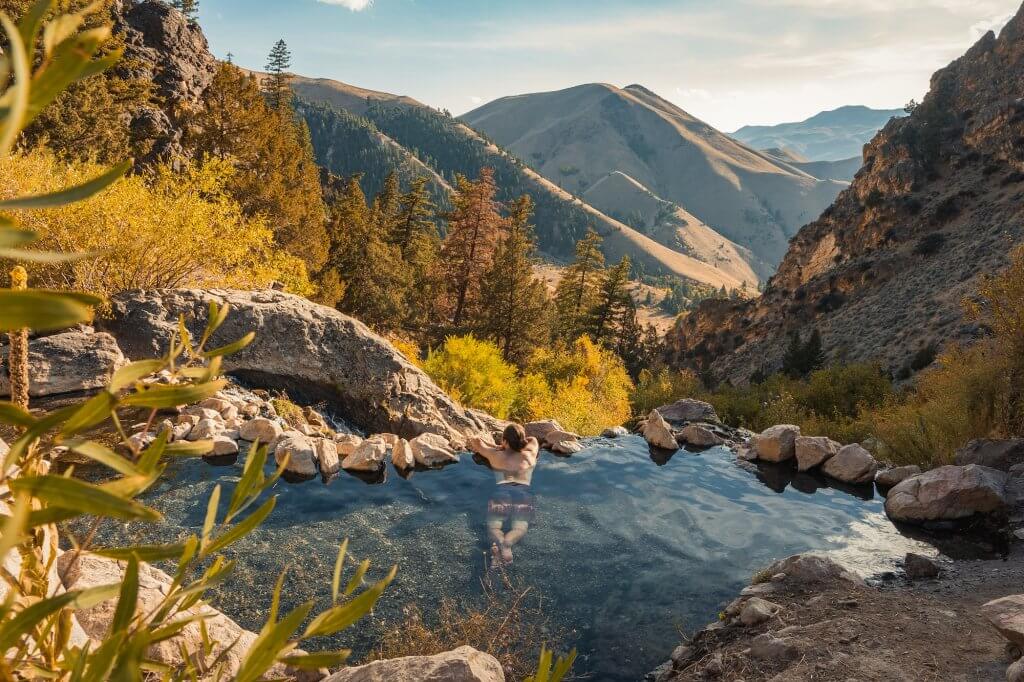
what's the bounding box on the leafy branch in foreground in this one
[0,1,395,679]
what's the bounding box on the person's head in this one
[502,423,528,452]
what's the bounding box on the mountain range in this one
[667,5,1024,382]
[731,105,906,162]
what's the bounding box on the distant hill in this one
[731,105,906,162]
[668,9,1024,383]
[291,77,753,291]
[462,83,845,268]
[760,148,863,183]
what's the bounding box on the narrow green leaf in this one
[0,289,96,332]
[10,475,162,522]
[200,301,228,348]
[93,543,187,563]
[0,400,35,427]
[344,559,369,597]
[201,484,221,547]
[0,160,130,209]
[109,556,138,634]
[137,432,169,472]
[164,440,214,457]
[16,0,51,49]
[121,380,227,409]
[234,601,312,682]
[551,649,577,681]
[202,332,255,359]
[110,359,165,392]
[0,584,117,651]
[60,391,116,436]
[280,650,351,669]
[0,492,28,562]
[0,12,29,157]
[227,443,266,520]
[268,568,287,625]
[331,539,348,604]
[302,564,397,639]
[65,439,141,476]
[202,495,275,557]
[177,314,194,358]
[26,506,78,527]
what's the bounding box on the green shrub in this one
[424,335,520,419]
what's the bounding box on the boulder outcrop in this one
[642,410,679,450]
[0,330,126,398]
[100,289,502,446]
[955,439,1024,472]
[794,435,840,472]
[820,444,878,485]
[752,424,800,463]
[323,646,504,682]
[884,464,1009,523]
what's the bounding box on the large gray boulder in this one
[657,398,719,425]
[760,554,862,585]
[955,439,1024,472]
[642,409,678,450]
[99,290,501,446]
[794,435,840,472]
[0,330,126,398]
[324,646,504,682]
[820,443,878,485]
[875,464,922,488]
[884,464,1009,523]
[752,424,800,463]
[981,595,1024,649]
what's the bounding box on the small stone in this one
[342,438,387,472]
[378,433,400,448]
[1013,529,1024,541]
[794,435,840,471]
[551,438,585,455]
[241,403,260,418]
[297,423,320,437]
[171,423,192,441]
[771,573,787,582]
[752,425,800,462]
[304,407,328,429]
[176,413,199,427]
[904,552,940,580]
[238,417,283,444]
[335,433,364,456]
[602,426,629,438]
[740,597,782,626]
[982,595,1024,649]
[188,418,222,441]
[274,431,318,478]
[680,423,725,448]
[211,436,239,456]
[220,404,239,421]
[185,406,222,421]
[746,635,801,662]
[1007,658,1024,682]
[876,464,922,488]
[129,432,154,450]
[544,430,581,450]
[199,397,232,414]
[642,409,678,450]
[670,644,694,664]
[409,433,459,467]
[314,438,340,476]
[392,438,415,471]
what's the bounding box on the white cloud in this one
[317,0,373,10]
[970,12,1015,39]
[676,87,712,101]
[468,95,483,104]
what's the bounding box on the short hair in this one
[503,423,528,452]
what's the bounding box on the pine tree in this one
[476,196,551,366]
[588,256,632,343]
[441,168,503,330]
[186,62,329,272]
[391,176,436,260]
[325,176,411,330]
[554,229,604,341]
[371,171,401,240]
[172,0,199,21]
[781,328,826,378]
[264,39,293,111]
[615,299,648,378]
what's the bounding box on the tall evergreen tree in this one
[187,62,329,271]
[615,299,647,378]
[172,0,199,20]
[588,256,632,343]
[264,39,293,111]
[391,176,436,260]
[441,168,503,329]
[554,229,605,341]
[477,196,551,366]
[325,176,411,330]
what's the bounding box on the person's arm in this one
[468,437,513,469]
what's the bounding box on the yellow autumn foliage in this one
[0,148,313,298]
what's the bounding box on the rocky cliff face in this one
[667,4,1024,384]
[111,0,218,163]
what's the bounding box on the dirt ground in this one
[658,544,1024,681]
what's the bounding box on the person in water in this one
[468,423,539,567]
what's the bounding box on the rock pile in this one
[747,424,881,486]
[125,381,463,482]
[637,399,741,452]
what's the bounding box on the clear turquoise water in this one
[87,435,937,680]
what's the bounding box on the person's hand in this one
[467,436,483,452]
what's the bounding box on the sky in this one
[198,0,1020,132]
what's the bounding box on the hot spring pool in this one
[85,435,938,680]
